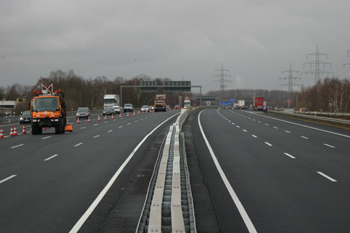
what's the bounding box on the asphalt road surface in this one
[0,111,179,233]
[184,108,350,233]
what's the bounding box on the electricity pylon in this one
[280,63,300,108]
[302,45,333,84]
[214,63,231,102]
[344,50,350,68]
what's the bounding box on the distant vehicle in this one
[253,97,264,110]
[148,105,155,111]
[76,107,90,119]
[154,94,166,112]
[103,107,114,116]
[263,106,270,112]
[112,106,121,114]
[166,105,171,111]
[256,106,263,111]
[141,105,149,113]
[174,105,180,110]
[299,108,308,113]
[124,103,134,113]
[20,110,32,124]
[104,94,119,108]
[238,100,245,108]
[241,105,248,110]
[184,99,191,109]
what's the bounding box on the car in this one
[299,108,308,113]
[148,105,155,111]
[241,105,248,110]
[166,105,171,111]
[103,107,114,116]
[256,106,263,111]
[174,105,180,110]
[112,106,121,115]
[76,107,90,119]
[124,103,134,113]
[19,110,32,124]
[141,105,149,113]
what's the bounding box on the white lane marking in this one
[198,110,257,233]
[285,130,291,133]
[127,123,131,125]
[258,121,261,123]
[273,126,278,129]
[134,120,138,122]
[243,129,247,132]
[107,130,113,133]
[284,153,296,159]
[301,136,309,139]
[74,143,83,147]
[253,119,256,121]
[0,175,17,184]
[80,127,86,129]
[11,144,24,149]
[265,123,269,126]
[324,143,335,148]
[246,112,350,139]
[42,136,51,140]
[119,126,123,128]
[232,123,235,125]
[317,171,337,182]
[93,124,98,126]
[252,135,257,138]
[265,142,272,147]
[93,135,100,138]
[237,126,240,128]
[69,113,179,233]
[44,154,58,161]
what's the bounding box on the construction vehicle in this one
[30,84,72,134]
[154,94,166,112]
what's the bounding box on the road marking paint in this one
[107,130,113,133]
[237,126,240,128]
[324,143,335,148]
[252,135,257,138]
[273,126,278,129]
[93,124,98,126]
[93,135,100,138]
[44,154,58,161]
[317,171,337,182]
[42,136,51,140]
[285,130,291,133]
[127,123,131,125]
[253,119,256,121]
[74,143,83,147]
[284,153,296,159]
[80,127,86,129]
[198,110,257,233]
[243,129,247,132]
[119,126,123,128]
[258,121,261,123]
[69,113,180,233]
[0,175,16,184]
[134,120,138,122]
[301,136,309,139]
[232,123,235,125]
[265,123,269,126]
[11,144,24,149]
[265,142,272,146]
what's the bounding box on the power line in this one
[344,50,350,68]
[302,45,333,84]
[280,62,301,93]
[213,63,231,102]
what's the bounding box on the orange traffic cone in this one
[0,127,4,138]
[14,126,18,136]
[10,126,14,137]
[119,113,122,119]
[98,115,101,121]
[22,124,26,134]
[112,114,114,120]
[88,116,91,122]
[138,111,140,115]
[133,112,135,116]
[127,112,129,118]
[105,115,107,120]
[77,117,80,124]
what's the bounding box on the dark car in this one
[20,110,32,124]
[256,106,263,111]
[103,107,114,116]
[76,107,90,119]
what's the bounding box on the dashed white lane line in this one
[285,130,291,133]
[93,124,98,126]
[237,126,240,128]
[74,143,83,147]
[265,142,273,147]
[11,144,24,149]
[0,175,16,184]
[284,153,296,159]
[273,126,278,129]
[301,136,309,139]
[44,154,58,161]
[42,136,51,140]
[265,123,269,126]
[93,135,100,138]
[80,127,86,129]
[127,123,131,125]
[107,130,113,133]
[252,135,257,138]
[119,126,123,128]
[317,171,337,182]
[324,143,335,148]
[243,129,247,132]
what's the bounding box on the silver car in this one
[76,107,90,119]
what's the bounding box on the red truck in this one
[253,97,264,110]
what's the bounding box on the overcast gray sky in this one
[1,0,350,94]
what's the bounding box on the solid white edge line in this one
[317,171,337,182]
[69,113,179,233]
[0,175,17,184]
[198,110,257,233]
[44,154,59,161]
